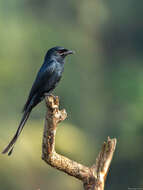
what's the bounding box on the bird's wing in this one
[23,60,56,112]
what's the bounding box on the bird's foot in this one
[44,93,54,98]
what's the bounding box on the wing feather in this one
[23,60,56,112]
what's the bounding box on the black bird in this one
[2,46,74,155]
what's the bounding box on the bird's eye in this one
[57,49,67,55]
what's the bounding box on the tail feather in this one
[2,110,31,155]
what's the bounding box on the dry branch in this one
[42,95,117,190]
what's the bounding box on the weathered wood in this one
[42,95,117,190]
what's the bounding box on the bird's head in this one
[45,46,74,62]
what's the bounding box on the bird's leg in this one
[44,92,50,97]
[44,92,55,98]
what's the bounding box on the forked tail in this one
[2,110,31,156]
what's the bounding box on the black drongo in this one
[2,46,74,155]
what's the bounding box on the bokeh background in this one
[0,0,143,189]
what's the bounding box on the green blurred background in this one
[0,0,143,189]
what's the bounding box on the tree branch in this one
[42,95,117,190]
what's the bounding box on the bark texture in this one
[42,95,117,190]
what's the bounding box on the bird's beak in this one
[65,50,75,55]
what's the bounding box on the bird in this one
[2,46,74,156]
